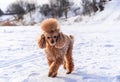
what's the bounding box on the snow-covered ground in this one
[0,23,120,82]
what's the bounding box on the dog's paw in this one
[66,71,72,74]
[48,72,57,77]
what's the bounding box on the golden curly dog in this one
[37,18,74,77]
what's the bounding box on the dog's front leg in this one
[48,59,62,77]
[47,59,53,67]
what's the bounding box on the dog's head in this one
[38,32,66,48]
[44,31,59,46]
[38,18,66,48]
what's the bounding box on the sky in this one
[0,0,17,11]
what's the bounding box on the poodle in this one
[37,18,74,77]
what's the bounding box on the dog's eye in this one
[53,36,57,38]
[47,37,50,39]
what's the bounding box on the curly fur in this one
[41,18,60,33]
[37,18,74,77]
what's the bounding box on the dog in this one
[37,18,74,77]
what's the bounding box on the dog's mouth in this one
[49,41,56,46]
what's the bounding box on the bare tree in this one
[6,2,25,20]
[6,0,37,19]
[92,0,98,12]
[81,0,93,16]
[49,0,70,18]
[16,0,36,18]
[98,0,106,11]
[0,9,4,16]
[26,3,36,18]
[40,4,51,16]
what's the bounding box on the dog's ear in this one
[55,32,66,48]
[37,34,46,48]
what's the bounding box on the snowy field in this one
[0,23,120,82]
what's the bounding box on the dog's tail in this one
[69,35,74,43]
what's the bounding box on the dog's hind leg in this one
[64,44,74,74]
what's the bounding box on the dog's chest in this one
[45,46,67,60]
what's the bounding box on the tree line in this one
[0,0,111,20]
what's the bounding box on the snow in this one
[0,23,120,82]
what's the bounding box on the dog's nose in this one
[51,40,54,44]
